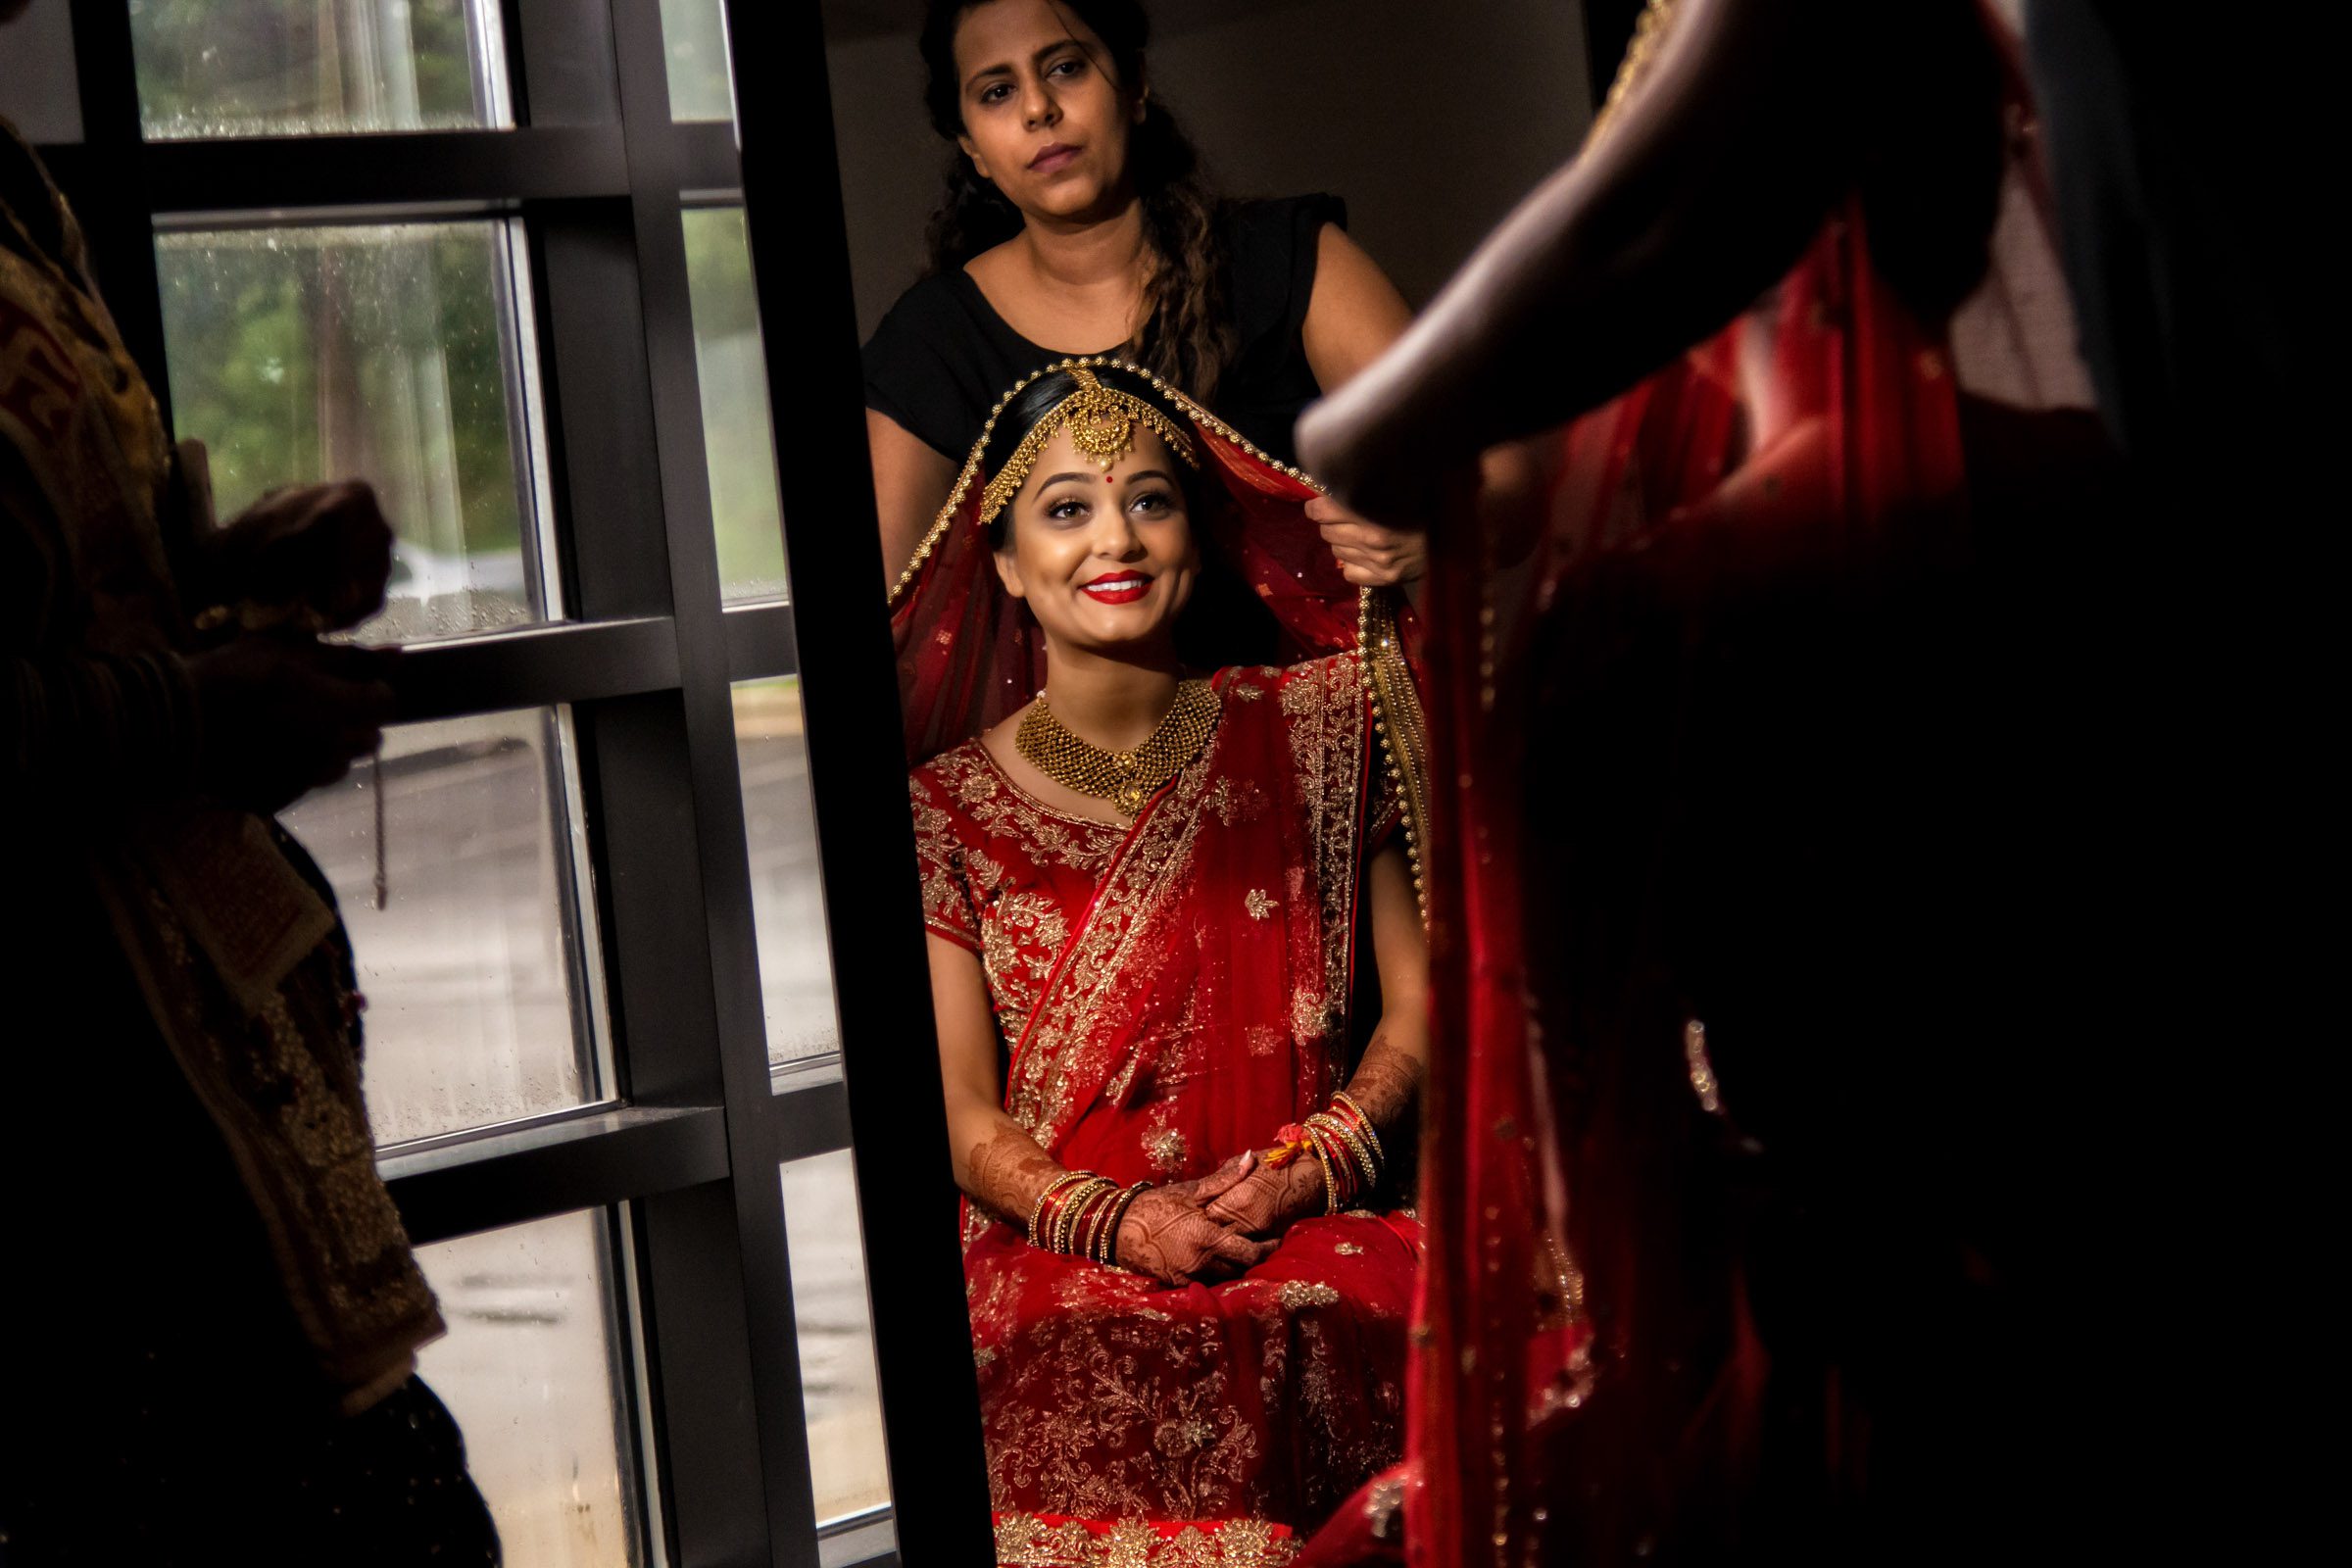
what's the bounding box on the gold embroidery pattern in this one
[1244,890,1274,921]
[1268,658,1370,1056]
[1200,777,1267,828]
[984,890,1073,1044]
[913,747,1124,1044]
[909,778,971,935]
[1002,734,1219,1147]
[942,749,1125,875]
[1275,1281,1342,1310]
[134,884,440,1383]
[994,1513,1299,1567]
[1145,1123,1189,1177]
[1290,987,1327,1047]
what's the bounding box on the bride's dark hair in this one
[919,0,1237,405]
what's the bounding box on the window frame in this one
[40,1,992,1562]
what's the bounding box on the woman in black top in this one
[862,0,1425,592]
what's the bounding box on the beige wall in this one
[824,0,1593,342]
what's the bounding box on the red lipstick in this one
[1080,570,1152,605]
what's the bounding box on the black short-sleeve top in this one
[862,192,1344,469]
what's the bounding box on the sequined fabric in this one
[909,658,1421,1548]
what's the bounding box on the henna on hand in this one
[963,1122,1067,1228]
[1160,1150,1255,1207]
[1114,1184,1275,1287]
[1202,1157,1327,1237]
[1341,1028,1425,1134]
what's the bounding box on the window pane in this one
[281,707,605,1146]
[157,220,550,646]
[732,680,841,1069]
[658,0,735,122]
[415,1209,642,1567]
[683,208,788,603]
[781,1152,892,1524]
[129,0,512,139]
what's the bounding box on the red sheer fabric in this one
[911,659,1417,1560]
[1388,199,1984,1566]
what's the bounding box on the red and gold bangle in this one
[1055,1183,1094,1255]
[1045,1181,1087,1252]
[1085,1189,1114,1265]
[1308,1111,1378,1194]
[1254,1099,1387,1215]
[1329,1091,1386,1167]
[1075,1181,1120,1255]
[1315,1135,1341,1214]
[1077,1182,1122,1260]
[1054,1178,1116,1254]
[1322,1120,1367,1203]
[1044,1177,1108,1253]
[1029,1171,1095,1247]
[1099,1182,1152,1267]
[1323,1102,1381,1179]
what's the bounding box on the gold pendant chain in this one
[1014,678,1221,817]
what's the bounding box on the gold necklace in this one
[1015,678,1221,817]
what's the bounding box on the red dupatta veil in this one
[1396,205,1976,1568]
[1350,6,2071,1563]
[886,356,1425,801]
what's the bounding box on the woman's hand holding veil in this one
[1306,492,1427,588]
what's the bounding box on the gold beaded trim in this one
[911,363,1208,560]
[1586,0,1683,147]
[1015,676,1221,818]
[974,364,1202,530]
[1359,578,1432,928]
[884,355,1431,926]
[889,358,1231,609]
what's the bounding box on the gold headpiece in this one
[975,365,1200,528]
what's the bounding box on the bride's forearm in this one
[956,1110,1070,1228]
[1341,1023,1426,1137]
[1348,841,1430,1142]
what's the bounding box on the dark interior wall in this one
[0,0,85,142]
[823,0,1594,343]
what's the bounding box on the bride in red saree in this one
[893,360,1434,1565]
